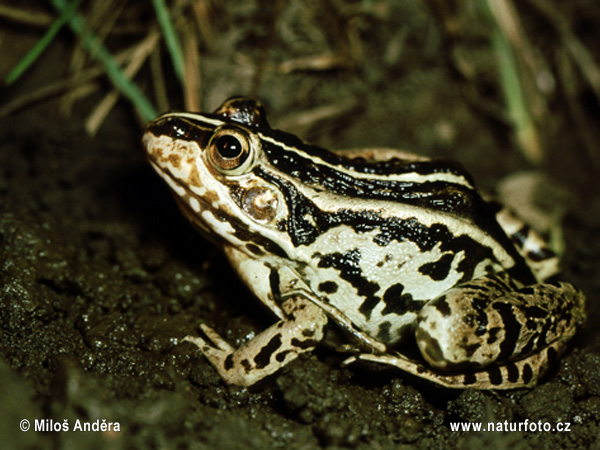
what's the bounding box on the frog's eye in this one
[208,127,251,172]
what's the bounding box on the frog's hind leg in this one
[347,275,585,389]
[411,275,585,388]
[495,207,560,282]
[343,339,565,389]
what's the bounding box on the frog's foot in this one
[343,338,567,389]
[183,296,328,386]
[183,324,234,364]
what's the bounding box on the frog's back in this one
[255,128,537,282]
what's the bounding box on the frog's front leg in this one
[184,296,328,386]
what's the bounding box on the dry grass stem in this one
[150,46,170,113]
[487,0,544,163]
[0,4,54,28]
[183,27,202,111]
[61,0,124,115]
[274,100,360,140]
[527,0,600,101]
[278,53,354,74]
[192,0,217,52]
[86,31,161,135]
[1,28,149,118]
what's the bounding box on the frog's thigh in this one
[185,296,328,386]
[416,277,586,371]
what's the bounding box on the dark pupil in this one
[216,135,242,158]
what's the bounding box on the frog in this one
[143,97,586,389]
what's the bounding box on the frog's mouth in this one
[171,195,221,246]
[147,158,248,250]
[147,159,214,236]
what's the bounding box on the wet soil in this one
[1,1,600,448]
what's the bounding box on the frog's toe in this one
[183,325,234,354]
[199,324,235,352]
[341,355,359,366]
[183,335,210,352]
[183,333,230,366]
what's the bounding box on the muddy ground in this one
[1,1,600,448]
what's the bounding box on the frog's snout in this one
[144,114,212,148]
[145,115,183,140]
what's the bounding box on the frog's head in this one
[143,97,299,256]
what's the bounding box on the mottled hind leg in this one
[347,276,585,389]
[344,338,567,389]
[415,276,586,380]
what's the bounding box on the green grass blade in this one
[151,0,185,84]
[481,0,542,163]
[491,28,536,155]
[4,0,85,85]
[49,0,158,121]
